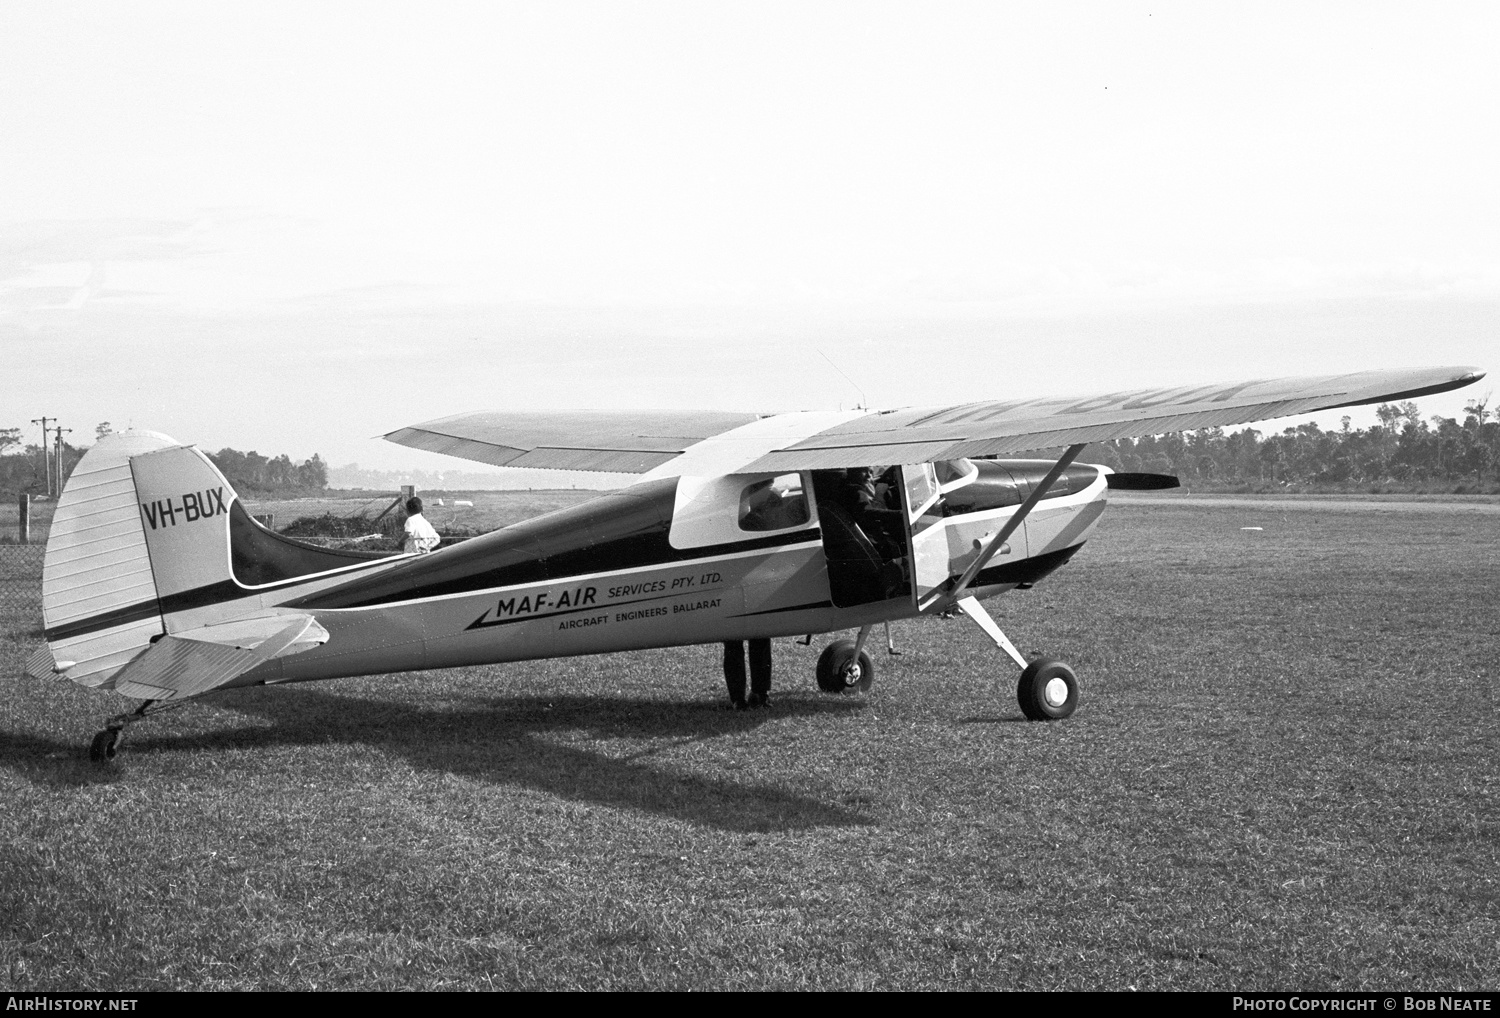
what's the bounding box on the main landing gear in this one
[822,617,900,695]
[816,622,883,694]
[955,594,1079,721]
[1015,657,1079,721]
[810,606,1080,720]
[810,623,899,696]
[817,639,875,694]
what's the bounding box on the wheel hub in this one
[1043,676,1070,707]
[842,662,863,686]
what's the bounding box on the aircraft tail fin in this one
[38,431,380,695]
[39,431,247,690]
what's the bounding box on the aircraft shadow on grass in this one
[5,685,872,834]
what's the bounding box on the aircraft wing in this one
[740,365,1485,471]
[383,366,1482,475]
[383,409,761,473]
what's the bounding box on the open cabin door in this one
[898,463,951,609]
[810,469,911,608]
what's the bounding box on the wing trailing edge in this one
[383,409,761,473]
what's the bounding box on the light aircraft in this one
[26,366,1483,762]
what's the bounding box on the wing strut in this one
[934,443,1087,608]
[955,595,1028,668]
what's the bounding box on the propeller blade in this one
[1105,472,1181,491]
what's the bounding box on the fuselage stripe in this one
[304,534,825,612]
[731,600,836,617]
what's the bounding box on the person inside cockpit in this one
[845,466,904,558]
[809,467,907,602]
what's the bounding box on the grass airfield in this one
[2,494,1496,991]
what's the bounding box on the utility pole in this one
[30,416,54,497]
[53,426,72,498]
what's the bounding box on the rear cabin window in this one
[738,473,810,532]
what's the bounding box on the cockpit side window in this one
[738,473,811,532]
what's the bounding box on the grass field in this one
[1,495,1496,990]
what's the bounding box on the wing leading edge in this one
[383,366,1483,475]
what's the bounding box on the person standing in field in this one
[402,496,442,554]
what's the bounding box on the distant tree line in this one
[206,448,328,496]
[0,438,87,500]
[1081,400,1498,491]
[330,463,507,491]
[0,426,329,499]
[2,401,1496,499]
[328,462,601,491]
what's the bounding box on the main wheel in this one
[1016,658,1079,721]
[89,729,121,763]
[816,640,875,694]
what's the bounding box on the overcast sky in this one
[2,2,1495,482]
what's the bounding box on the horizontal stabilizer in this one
[110,614,329,701]
[25,644,59,681]
[1105,472,1181,491]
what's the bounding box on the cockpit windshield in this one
[934,458,979,493]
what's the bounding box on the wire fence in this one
[0,544,44,643]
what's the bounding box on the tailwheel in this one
[816,640,875,694]
[1017,658,1079,721]
[86,697,185,763]
[89,728,122,763]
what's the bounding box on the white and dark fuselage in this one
[253,461,1109,686]
[36,432,1109,698]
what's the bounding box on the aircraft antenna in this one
[817,349,867,411]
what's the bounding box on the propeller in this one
[1105,472,1181,491]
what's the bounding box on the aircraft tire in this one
[816,640,875,694]
[1017,658,1079,721]
[89,729,120,763]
